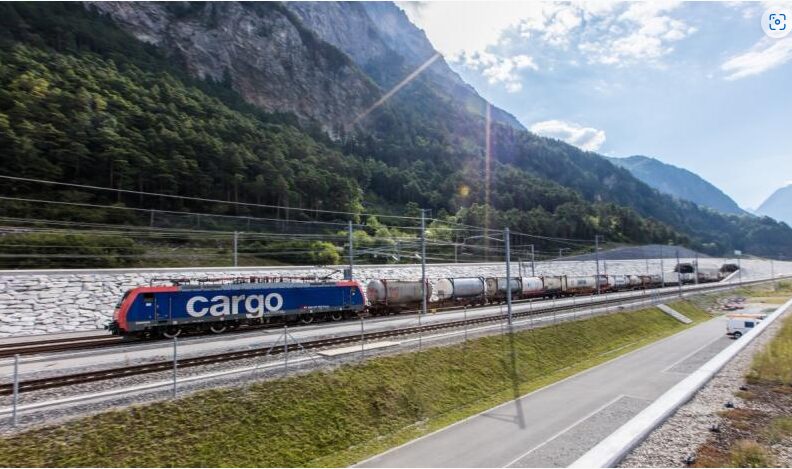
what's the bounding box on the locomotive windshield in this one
[114,290,131,309]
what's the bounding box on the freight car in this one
[485,276,522,302]
[436,277,487,306]
[366,279,432,314]
[108,278,366,338]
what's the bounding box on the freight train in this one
[109,266,729,338]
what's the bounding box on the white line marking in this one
[662,329,725,373]
[503,394,628,468]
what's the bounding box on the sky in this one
[399,1,792,210]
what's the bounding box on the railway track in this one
[0,281,751,396]
[0,286,667,359]
[0,335,123,359]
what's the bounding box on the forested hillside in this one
[608,155,744,215]
[0,2,790,268]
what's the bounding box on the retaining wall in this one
[0,258,787,337]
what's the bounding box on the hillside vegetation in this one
[1,2,791,267]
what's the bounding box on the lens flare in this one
[350,53,442,128]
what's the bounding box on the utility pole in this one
[421,209,427,315]
[348,220,354,279]
[694,252,699,285]
[595,235,601,295]
[531,244,536,276]
[505,227,512,327]
[737,251,743,286]
[771,257,776,290]
[676,249,682,297]
[660,245,665,288]
[233,231,239,267]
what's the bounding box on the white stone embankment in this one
[0,258,788,337]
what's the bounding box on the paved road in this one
[359,315,734,468]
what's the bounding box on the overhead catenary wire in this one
[0,175,591,245]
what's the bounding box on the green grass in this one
[729,439,776,468]
[763,416,792,444]
[749,313,792,385]
[668,300,713,322]
[0,305,713,467]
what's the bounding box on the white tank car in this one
[485,277,521,300]
[608,275,629,290]
[520,277,544,296]
[567,276,597,293]
[435,277,486,301]
[542,275,567,294]
[628,275,643,288]
[697,267,720,282]
[366,279,431,306]
[661,271,681,285]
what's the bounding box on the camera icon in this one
[769,13,787,31]
[764,8,791,38]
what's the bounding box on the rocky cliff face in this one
[288,1,524,130]
[88,1,523,136]
[86,1,380,134]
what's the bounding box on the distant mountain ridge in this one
[757,184,792,226]
[608,155,745,215]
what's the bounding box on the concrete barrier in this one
[570,296,792,468]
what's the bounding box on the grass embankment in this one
[0,304,714,467]
[693,284,792,468]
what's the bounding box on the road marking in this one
[502,394,630,468]
[503,394,646,467]
[661,327,726,373]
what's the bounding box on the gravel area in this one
[620,300,792,467]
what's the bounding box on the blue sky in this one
[400,1,792,209]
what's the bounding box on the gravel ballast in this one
[620,301,792,467]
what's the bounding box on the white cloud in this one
[530,120,607,151]
[398,2,545,59]
[399,1,698,90]
[458,52,537,92]
[582,2,696,65]
[721,37,792,80]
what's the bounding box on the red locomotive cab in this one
[108,288,136,335]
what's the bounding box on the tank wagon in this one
[436,277,487,306]
[542,275,566,297]
[109,277,366,338]
[697,267,721,282]
[366,279,431,314]
[485,276,522,302]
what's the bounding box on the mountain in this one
[608,155,744,215]
[2,1,792,261]
[757,185,792,227]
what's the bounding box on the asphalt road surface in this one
[359,315,733,468]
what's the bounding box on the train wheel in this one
[162,326,182,338]
[300,314,315,324]
[210,324,227,334]
[330,311,344,321]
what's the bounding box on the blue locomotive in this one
[108,277,366,338]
